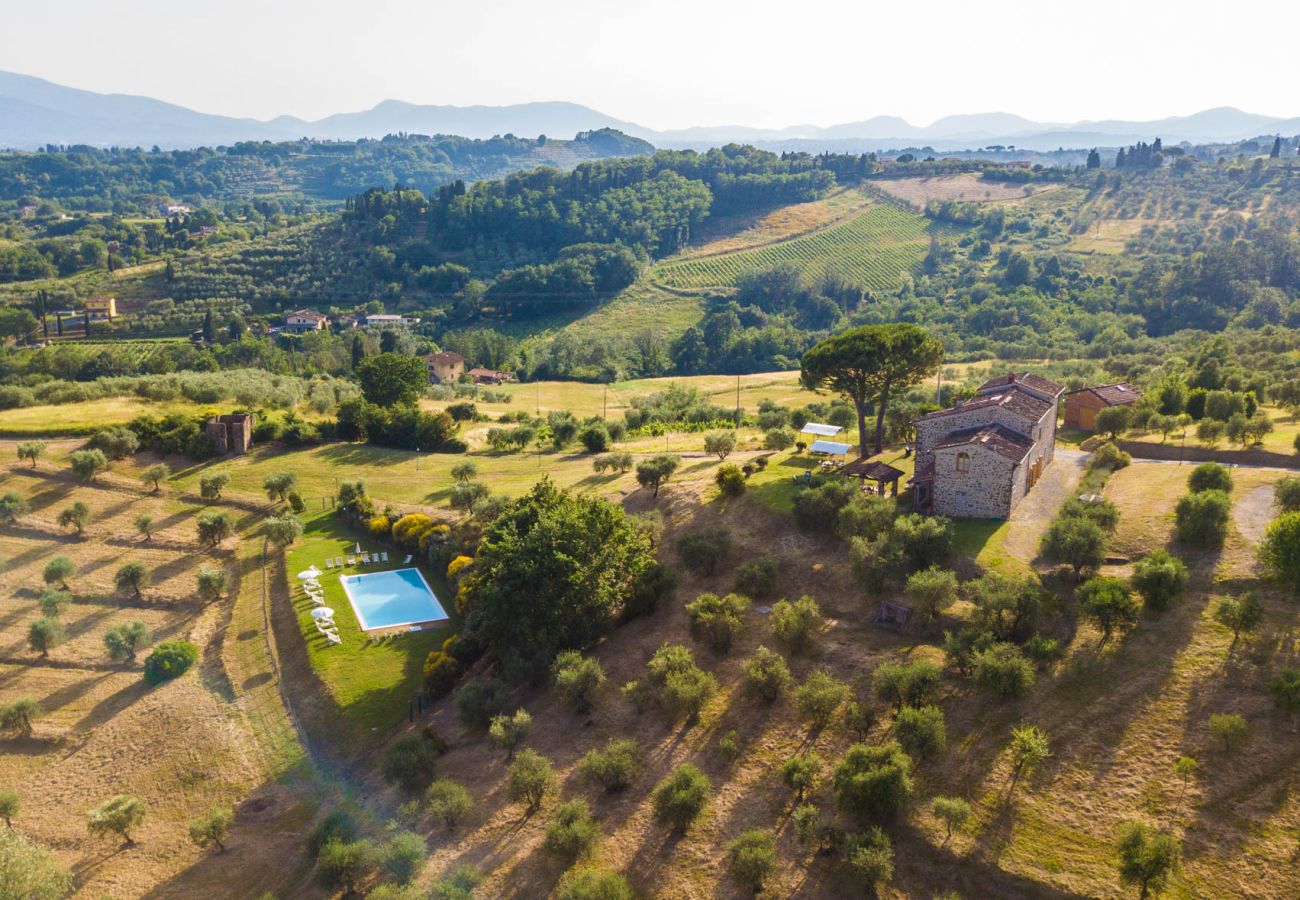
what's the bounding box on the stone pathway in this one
[1233,483,1276,546]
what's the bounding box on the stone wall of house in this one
[206,413,254,455]
[915,405,1037,469]
[931,445,1019,518]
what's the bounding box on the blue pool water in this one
[339,568,449,632]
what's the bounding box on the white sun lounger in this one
[347,556,356,566]
[381,551,389,563]
[361,553,371,564]
[402,554,412,564]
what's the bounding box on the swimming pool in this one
[338,568,449,633]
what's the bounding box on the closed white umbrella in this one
[311,607,335,620]
[355,542,361,554]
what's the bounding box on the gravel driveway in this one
[1002,448,1090,563]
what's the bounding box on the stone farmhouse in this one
[423,350,465,384]
[910,372,1065,519]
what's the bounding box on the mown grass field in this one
[653,202,953,293]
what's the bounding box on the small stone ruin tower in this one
[206,413,255,455]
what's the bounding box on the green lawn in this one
[0,398,208,436]
[282,511,452,750]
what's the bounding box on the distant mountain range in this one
[3,69,1299,153]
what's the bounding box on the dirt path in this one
[1234,483,1276,545]
[1003,449,1089,563]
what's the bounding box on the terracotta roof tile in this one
[933,425,1033,463]
[1069,383,1141,405]
[916,386,1050,424]
[977,371,1064,396]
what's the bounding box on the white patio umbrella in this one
[311,607,335,620]
[296,567,321,579]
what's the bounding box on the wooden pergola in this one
[840,458,906,497]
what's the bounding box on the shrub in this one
[794,669,851,729]
[544,799,602,863]
[846,827,894,888]
[1209,712,1248,753]
[579,424,612,454]
[791,803,820,846]
[196,510,233,546]
[1116,821,1182,900]
[104,621,149,663]
[893,704,946,757]
[1008,724,1051,786]
[431,863,485,899]
[1059,494,1121,532]
[727,828,777,892]
[931,796,971,841]
[383,733,441,792]
[1023,633,1063,668]
[972,643,1036,697]
[188,806,234,853]
[198,472,230,500]
[742,646,792,702]
[0,697,41,737]
[506,749,556,811]
[1188,461,1232,494]
[0,827,72,897]
[115,562,149,598]
[781,752,823,801]
[836,494,896,540]
[38,588,69,619]
[1089,441,1131,470]
[314,839,379,893]
[715,464,746,497]
[487,708,533,760]
[1078,576,1139,644]
[134,512,154,541]
[381,830,427,884]
[1130,550,1188,612]
[1269,669,1300,713]
[593,450,634,474]
[764,427,796,451]
[87,794,147,846]
[1175,489,1230,548]
[556,866,634,900]
[1274,476,1300,513]
[454,678,508,730]
[69,448,108,481]
[449,480,490,510]
[635,454,679,497]
[704,431,736,460]
[426,779,473,829]
[1040,515,1105,579]
[1213,593,1263,646]
[905,566,959,623]
[1259,511,1300,594]
[652,763,711,831]
[142,640,198,685]
[57,501,91,535]
[793,479,858,532]
[677,526,732,576]
[769,590,821,652]
[27,617,65,657]
[306,809,360,857]
[718,728,741,764]
[422,650,461,698]
[871,659,941,710]
[0,491,28,525]
[685,591,750,653]
[87,427,139,460]
[552,650,606,713]
[578,738,642,792]
[733,554,779,599]
[42,556,75,589]
[832,741,913,824]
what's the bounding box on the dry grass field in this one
[674,187,874,259]
[871,174,1040,207]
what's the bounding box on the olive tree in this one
[87,795,147,846]
[1115,821,1181,899]
[141,463,169,493]
[552,650,606,714]
[635,454,679,498]
[832,741,914,823]
[427,779,474,829]
[69,449,108,482]
[506,749,556,812]
[188,806,234,853]
[104,622,149,663]
[57,501,91,535]
[115,562,150,599]
[1078,576,1139,645]
[1259,512,1300,595]
[1130,550,1188,612]
[16,440,45,467]
[652,763,711,832]
[931,796,971,843]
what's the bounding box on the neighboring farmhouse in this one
[83,296,116,319]
[283,309,329,333]
[468,366,515,385]
[910,372,1065,519]
[1063,382,1142,431]
[423,350,465,384]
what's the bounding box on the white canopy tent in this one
[801,422,843,437]
[809,439,852,457]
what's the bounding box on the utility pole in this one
[603,384,607,421]
[735,375,741,428]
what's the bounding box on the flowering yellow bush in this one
[368,516,392,538]
[392,513,436,549]
[447,555,474,581]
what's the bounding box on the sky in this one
[3,0,1298,129]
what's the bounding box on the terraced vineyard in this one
[652,201,953,292]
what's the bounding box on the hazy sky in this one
[4,0,1297,128]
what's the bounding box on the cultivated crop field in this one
[653,203,951,293]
